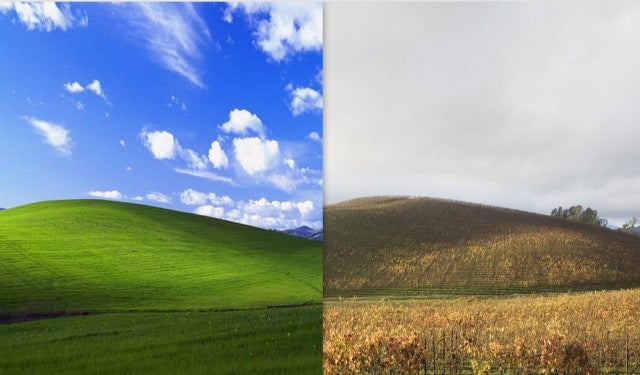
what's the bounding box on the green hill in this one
[0,199,322,317]
[324,196,640,296]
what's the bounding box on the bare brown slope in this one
[324,196,640,296]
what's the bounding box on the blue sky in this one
[0,2,323,230]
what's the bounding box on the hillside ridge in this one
[0,199,322,317]
[325,196,640,297]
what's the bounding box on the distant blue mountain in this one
[282,226,323,241]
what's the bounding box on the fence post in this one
[442,332,446,375]
[432,332,436,373]
[626,333,629,375]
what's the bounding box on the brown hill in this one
[324,196,640,296]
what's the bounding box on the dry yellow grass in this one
[324,289,640,374]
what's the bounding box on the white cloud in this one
[131,196,144,201]
[228,3,322,61]
[195,205,225,218]
[120,139,126,147]
[180,188,234,206]
[219,109,265,137]
[140,128,208,170]
[229,197,319,230]
[222,7,233,23]
[85,79,106,100]
[1,2,88,32]
[296,200,314,218]
[308,131,322,142]
[266,173,301,193]
[87,190,124,200]
[300,167,323,186]
[22,116,73,156]
[284,158,295,170]
[64,79,109,104]
[179,147,208,170]
[140,129,178,159]
[192,195,321,230]
[233,137,280,175]
[256,163,323,193]
[289,87,322,116]
[64,81,84,93]
[123,3,210,88]
[174,168,234,184]
[145,192,172,204]
[181,189,207,205]
[208,140,229,169]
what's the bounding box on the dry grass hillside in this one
[324,196,640,296]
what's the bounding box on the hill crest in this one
[0,199,322,317]
[325,196,640,296]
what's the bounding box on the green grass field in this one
[0,199,322,373]
[2,306,321,375]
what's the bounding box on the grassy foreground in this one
[0,200,322,373]
[1,305,321,375]
[324,290,640,374]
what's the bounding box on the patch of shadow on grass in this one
[0,302,322,325]
[0,310,93,324]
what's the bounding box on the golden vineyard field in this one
[323,289,640,374]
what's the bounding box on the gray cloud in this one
[325,2,640,223]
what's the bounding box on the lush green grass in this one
[325,196,640,296]
[0,199,321,316]
[0,305,322,375]
[0,199,322,373]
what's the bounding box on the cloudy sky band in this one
[325,2,640,227]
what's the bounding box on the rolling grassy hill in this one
[0,199,322,373]
[324,196,640,296]
[0,199,321,317]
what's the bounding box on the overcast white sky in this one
[325,2,640,226]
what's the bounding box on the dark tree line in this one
[550,205,608,227]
